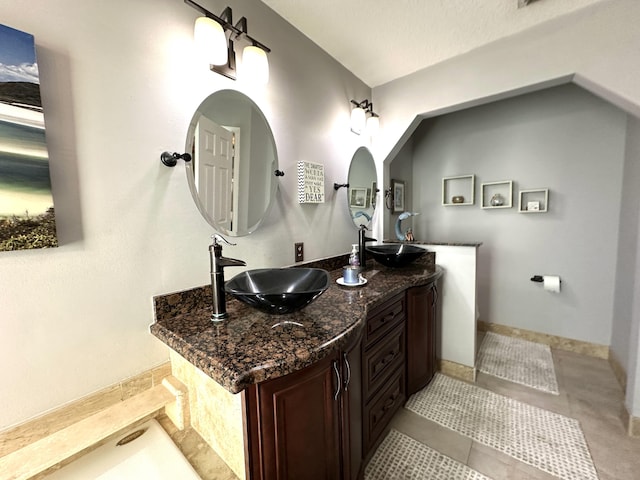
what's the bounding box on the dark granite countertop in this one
[150,260,443,394]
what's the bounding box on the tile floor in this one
[161,345,640,480]
[389,347,640,480]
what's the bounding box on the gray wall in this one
[405,85,627,345]
[614,116,640,413]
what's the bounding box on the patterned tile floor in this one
[162,337,640,480]
[389,343,640,480]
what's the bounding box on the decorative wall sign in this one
[297,161,325,203]
[0,23,57,251]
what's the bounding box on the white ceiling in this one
[259,0,611,87]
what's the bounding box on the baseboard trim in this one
[438,359,476,382]
[477,321,609,359]
[608,349,628,393]
[620,403,640,437]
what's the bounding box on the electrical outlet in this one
[295,242,304,262]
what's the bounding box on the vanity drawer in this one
[363,323,405,401]
[363,367,406,453]
[364,292,405,349]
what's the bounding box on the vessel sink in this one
[366,244,426,267]
[225,268,331,315]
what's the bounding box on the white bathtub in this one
[43,419,201,479]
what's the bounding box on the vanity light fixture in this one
[185,0,271,83]
[350,99,380,135]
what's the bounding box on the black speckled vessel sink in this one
[225,268,331,315]
[366,244,426,267]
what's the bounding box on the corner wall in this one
[615,116,640,415]
[373,0,640,416]
[408,85,626,345]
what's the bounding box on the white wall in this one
[0,0,371,430]
[408,85,626,345]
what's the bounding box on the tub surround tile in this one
[156,414,238,480]
[151,264,442,394]
[0,383,180,480]
[0,362,170,458]
[477,321,609,359]
[171,351,246,480]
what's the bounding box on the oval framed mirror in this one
[185,89,279,236]
[347,146,377,228]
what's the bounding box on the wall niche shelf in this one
[442,175,475,206]
[481,181,513,209]
[519,188,549,213]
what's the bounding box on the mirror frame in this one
[184,89,279,236]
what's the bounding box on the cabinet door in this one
[406,282,437,396]
[250,354,342,480]
[341,337,363,480]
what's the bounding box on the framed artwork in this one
[392,179,405,213]
[0,23,57,251]
[349,187,368,208]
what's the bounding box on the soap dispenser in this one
[349,244,360,267]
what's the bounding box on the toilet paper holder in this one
[530,275,561,284]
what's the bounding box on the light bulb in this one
[351,107,366,135]
[194,17,228,66]
[242,45,269,84]
[366,115,379,135]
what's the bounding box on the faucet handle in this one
[212,234,236,247]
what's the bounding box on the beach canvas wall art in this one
[0,23,57,251]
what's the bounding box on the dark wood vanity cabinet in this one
[406,281,438,396]
[361,292,407,455]
[242,281,439,480]
[244,335,362,480]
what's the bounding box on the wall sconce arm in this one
[161,151,192,167]
[334,183,350,190]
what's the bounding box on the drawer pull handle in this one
[373,351,397,376]
[343,352,351,391]
[333,360,341,401]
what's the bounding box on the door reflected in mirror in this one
[347,147,377,228]
[185,89,278,236]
